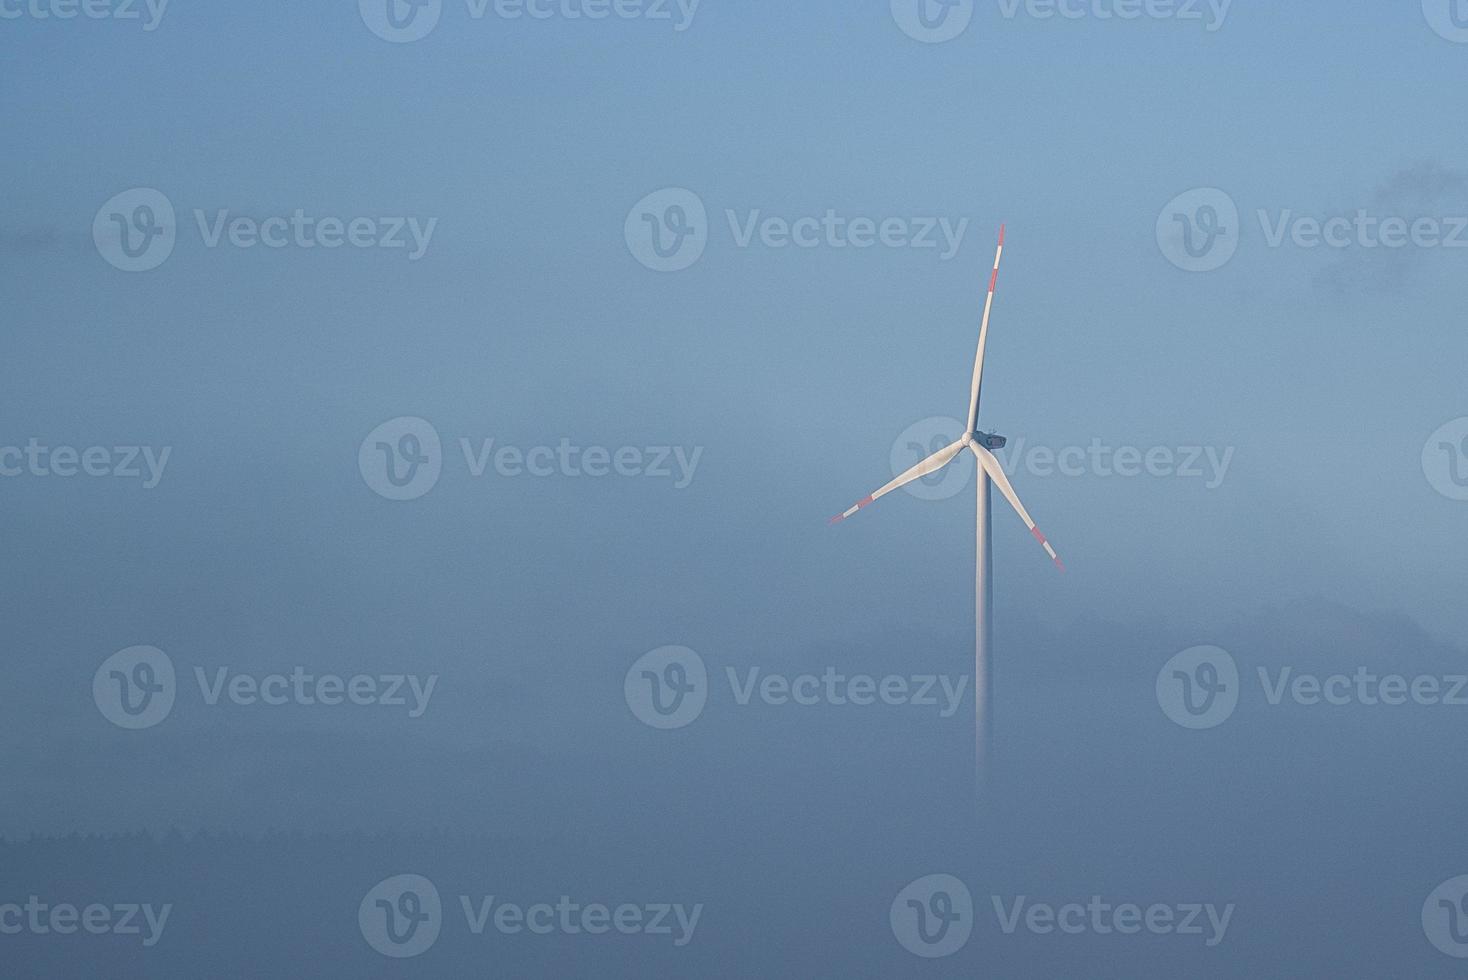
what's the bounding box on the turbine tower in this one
[829,226,1064,782]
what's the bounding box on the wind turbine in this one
[828,225,1064,779]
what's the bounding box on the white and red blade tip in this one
[1030,525,1065,573]
[988,224,1005,294]
[828,495,874,525]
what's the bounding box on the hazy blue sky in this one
[4,2,1468,976]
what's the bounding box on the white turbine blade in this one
[829,439,965,524]
[971,443,1064,572]
[966,224,1005,434]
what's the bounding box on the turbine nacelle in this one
[973,430,1006,452]
[961,430,1006,450]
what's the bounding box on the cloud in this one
[1313,161,1468,296]
[1373,160,1467,208]
[0,228,68,253]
